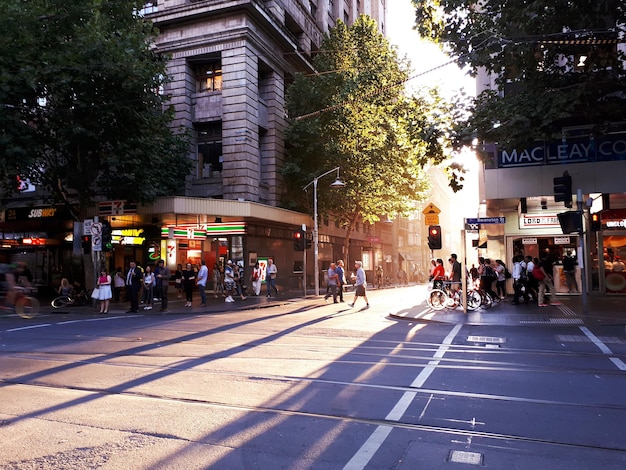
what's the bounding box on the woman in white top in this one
[142,265,155,310]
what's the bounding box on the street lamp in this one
[304,167,346,296]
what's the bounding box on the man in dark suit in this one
[125,261,142,313]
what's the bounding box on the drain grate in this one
[448,449,483,465]
[467,336,506,344]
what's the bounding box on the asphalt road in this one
[1,287,625,469]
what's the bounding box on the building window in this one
[194,61,222,93]
[197,122,222,178]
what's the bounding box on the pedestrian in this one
[349,260,369,309]
[224,260,236,302]
[96,268,112,314]
[479,257,499,302]
[113,267,125,302]
[182,262,195,307]
[336,260,346,302]
[196,259,208,306]
[213,262,224,298]
[375,265,383,288]
[562,251,578,292]
[234,260,247,300]
[152,261,162,302]
[449,253,462,292]
[250,262,262,296]
[125,261,142,313]
[266,257,278,297]
[174,264,184,299]
[155,259,171,312]
[324,262,339,303]
[432,258,446,290]
[525,256,538,301]
[536,255,555,307]
[495,259,507,299]
[141,265,155,310]
[511,255,529,305]
[58,278,72,296]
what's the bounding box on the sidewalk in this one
[388,293,626,327]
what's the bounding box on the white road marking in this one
[7,324,51,332]
[343,323,463,470]
[579,326,626,371]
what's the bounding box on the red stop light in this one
[428,225,442,250]
[293,230,304,251]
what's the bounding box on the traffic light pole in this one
[577,189,588,314]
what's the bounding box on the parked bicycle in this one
[427,281,482,311]
[51,289,89,309]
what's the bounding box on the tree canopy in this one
[284,16,456,254]
[0,0,190,217]
[413,0,626,152]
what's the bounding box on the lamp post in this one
[304,167,346,296]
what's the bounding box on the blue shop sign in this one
[497,136,626,168]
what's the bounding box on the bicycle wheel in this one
[481,291,493,309]
[427,289,447,310]
[466,290,482,311]
[16,296,40,319]
[51,296,71,308]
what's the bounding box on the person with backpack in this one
[511,255,529,305]
[480,257,499,302]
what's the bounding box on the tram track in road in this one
[3,378,626,457]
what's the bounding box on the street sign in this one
[425,214,439,225]
[83,219,93,236]
[465,217,506,225]
[422,203,441,215]
[91,222,102,252]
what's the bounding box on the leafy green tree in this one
[0,0,190,218]
[284,16,454,256]
[413,0,626,153]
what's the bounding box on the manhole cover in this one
[448,449,483,465]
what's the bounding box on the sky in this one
[386,0,475,97]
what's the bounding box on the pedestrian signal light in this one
[293,230,305,251]
[427,225,442,250]
[590,213,601,232]
[553,171,573,208]
[82,235,91,254]
[305,237,312,250]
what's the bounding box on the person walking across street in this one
[156,259,171,312]
[266,257,278,297]
[535,255,555,307]
[336,260,346,302]
[126,261,142,313]
[196,259,208,306]
[324,262,339,303]
[349,260,370,309]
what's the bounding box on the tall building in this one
[0,1,388,292]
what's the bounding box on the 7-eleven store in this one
[102,197,309,291]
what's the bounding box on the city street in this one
[1,286,626,469]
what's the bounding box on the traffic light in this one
[305,236,312,250]
[553,171,573,208]
[427,225,442,250]
[82,235,91,254]
[293,229,305,251]
[590,213,601,232]
[102,220,113,252]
